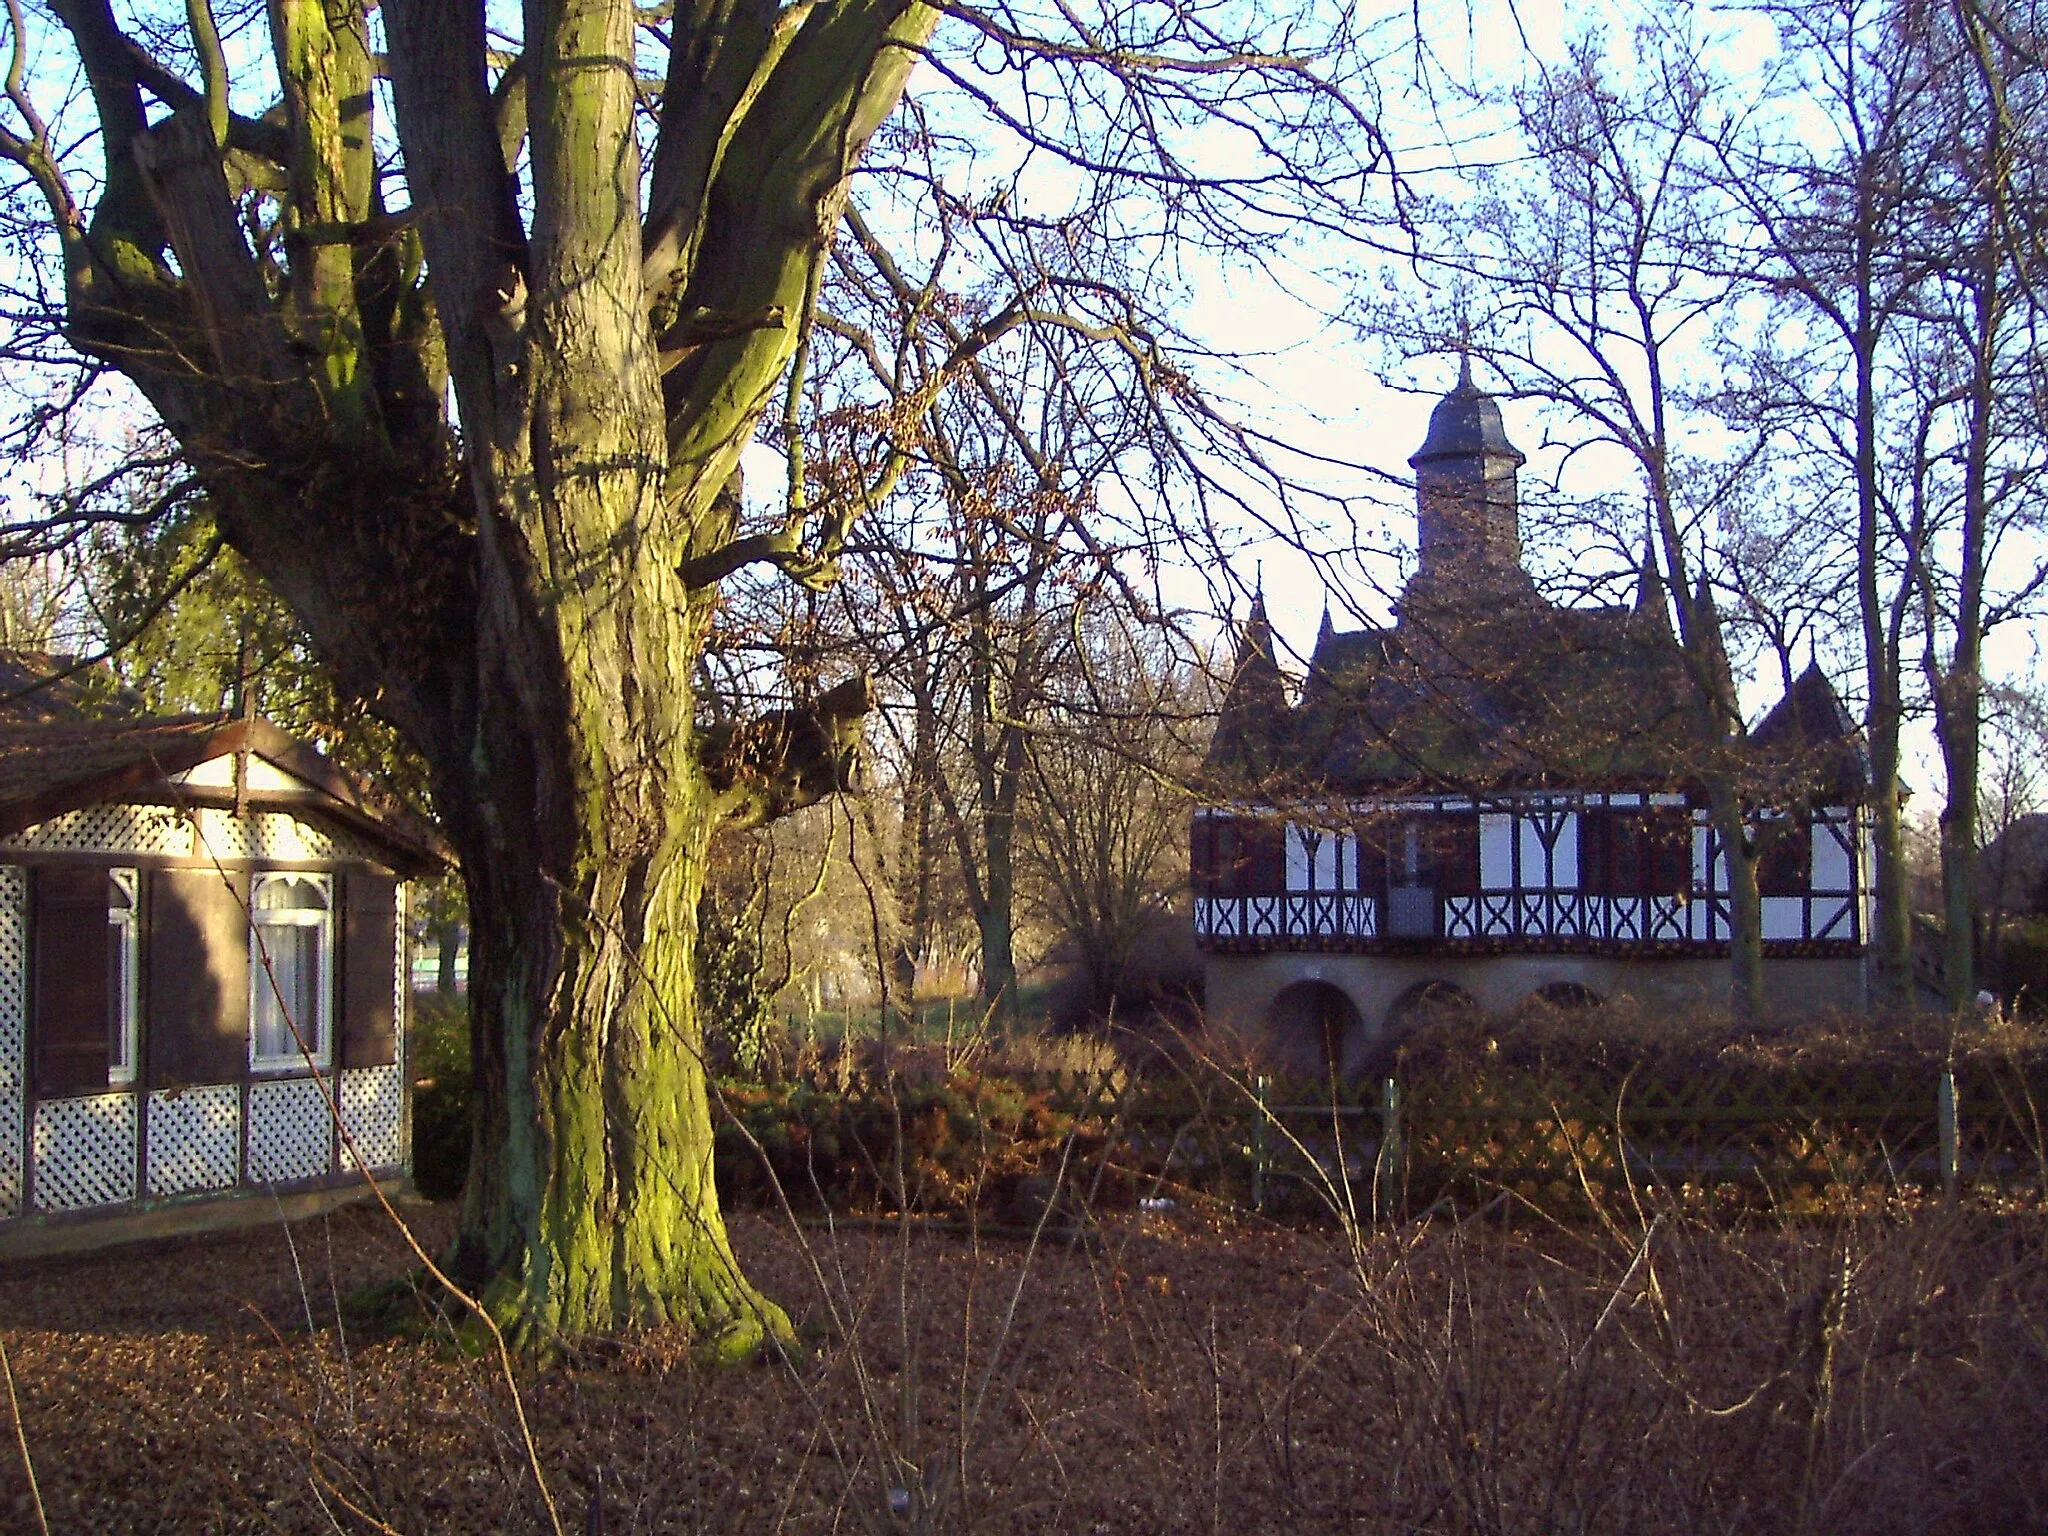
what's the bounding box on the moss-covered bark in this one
[450,763,787,1352]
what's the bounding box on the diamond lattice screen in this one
[246,1077,334,1185]
[340,1066,404,1172]
[1,805,192,858]
[33,1093,137,1211]
[146,1086,241,1197]
[0,866,23,1218]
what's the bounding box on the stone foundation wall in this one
[1204,951,1870,1076]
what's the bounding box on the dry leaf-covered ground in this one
[0,1198,2042,1533]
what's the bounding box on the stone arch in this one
[1266,980,1365,1080]
[1528,980,1604,1012]
[1383,979,1479,1034]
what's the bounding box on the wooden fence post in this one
[1939,1067,1959,1204]
[1376,1076,1403,1218]
[1251,1075,1269,1213]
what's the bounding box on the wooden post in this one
[1376,1076,1403,1219]
[1938,1067,1959,1204]
[1251,1074,1269,1213]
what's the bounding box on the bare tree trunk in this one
[436,922,462,995]
[445,742,783,1352]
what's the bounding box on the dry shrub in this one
[3,1193,2044,1534]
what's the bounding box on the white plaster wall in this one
[1812,817,1854,892]
[1480,814,1514,889]
[1285,827,1312,892]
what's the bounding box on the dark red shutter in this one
[1578,811,1613,896]
[148,869,251,1086]
[1355,825,1390,894]
[1649,811,1692,896]
[1757,820,1813,897]
[32,866,111,1096]
[1434,815,1481,896]
[341,874,398,1068]
[1240,821,1285,895]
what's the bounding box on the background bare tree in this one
[1021,609,1206,1022]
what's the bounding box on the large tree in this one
[0,0,1378,1344]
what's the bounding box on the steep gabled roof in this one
[0,714,446,875]
[1749,663,1872,801]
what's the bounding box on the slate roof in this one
[1206,369,1871,807]
[1253,589,1694,796]
[1208,591,1290,785]
[1207,593,1870,805]
[1409,358,1526,469]
[1748,663,1875,803]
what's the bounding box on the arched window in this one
[250,874,333,1070]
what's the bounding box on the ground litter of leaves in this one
[0,1198,2044,1534]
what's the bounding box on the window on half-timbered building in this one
[107,870,138,1086]
[1756,816,1813,897]
[1193,816,1286,898]
[1425,815,1480,895]
[1579,809,1691,898]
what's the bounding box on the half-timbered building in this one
[0,684,441,1253]
[1196,370,1874,1073]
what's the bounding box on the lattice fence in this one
[33,1093,138,1211]
[146,1086,242,1197]
[1394,1062,2048,1209]
[739,1057,2048,1219]
[247,1077,335,1184]
[340,1066,404,1171]
[1,805,192,858]
[0,866,23,1218]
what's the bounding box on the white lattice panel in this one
[1,805,192,858]
[194,809,379,866]
[33,1093,137,1211]
[247,1076,335,1184]
[340,1066,404,1171]
[0,865,23,1218]
[146,1086,241,1196]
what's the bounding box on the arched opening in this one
[1267,981,1364,1081]
[1383,979,1478,1034]
[1529,981,1604,1012]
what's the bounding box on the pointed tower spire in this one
[1209,590,1290,790]
[1690,573,1735,707]
[1633,505,1671,636]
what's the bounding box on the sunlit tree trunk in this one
[23,0,933,1344]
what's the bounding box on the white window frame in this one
[249,872,334,1072]
[108,868,139,1086]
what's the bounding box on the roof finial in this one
[1456,316,1474,390]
